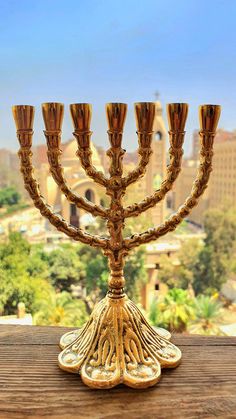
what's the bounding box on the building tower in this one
[145,101,167,225]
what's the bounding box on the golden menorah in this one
[12,101,220,389]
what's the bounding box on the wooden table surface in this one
[0,325,236,419]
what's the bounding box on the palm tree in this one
[188,295,224,335]
[149,288,195,333]
[33,291,88,327]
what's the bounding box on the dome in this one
[62,139,103,171]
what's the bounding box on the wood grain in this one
[0,325,236,419]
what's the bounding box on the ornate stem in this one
[104,103,128,297]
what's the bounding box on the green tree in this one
[0,233,51,315]
[149,288,195,333]
[46,244,86,292]
[33,291,88,327]
[158,238,202,292]
[124,247,147,301]
[193,208,236,295]
[0,186,21,207]
[188,295,224,335]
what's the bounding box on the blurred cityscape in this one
[0,100,236,336]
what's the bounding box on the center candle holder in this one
[13,101,220,389]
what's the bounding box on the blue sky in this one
[0,0,236,154]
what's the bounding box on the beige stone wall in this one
[172,160,209,225]
[172,134,236,225]
[209,139,236,208]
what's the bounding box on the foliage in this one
[0,202,29,218]
[33,291,88,327]
[158,208,236,297]
[193,208,236,295]
[0,186,21,208]
[46,244,86,292]
[124,247,147,300]
[149,288,195,333]
[0,233,147,324]
[188,295,224,335]
[158,238,202,292]
[0,233,51,315]
[77,244,109,299]
[0,163,25,193]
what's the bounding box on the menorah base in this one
[58,295,181,389]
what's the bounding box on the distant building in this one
[32,144,48,168]
[209,129,236,209]
[172,129,236,225]
[141,240,180,309]
[0,148,19,187]
[172,159,209,226]
[0,302,33,325]
[146,101,167,224]
[191,130,200,160]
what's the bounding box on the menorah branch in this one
[73,131,108,187]
[123,133,153,187]
[123,131,185,218]
[123,103,188,218]
[44,131,107,218]
[124,130,216,249]
[123,103,156,187]
[18,143,107,248]
[12,103,109,250]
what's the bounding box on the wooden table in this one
[0,325,236,418]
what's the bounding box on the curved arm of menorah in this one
[123,103,188,217]
[123,134,153,187]
[12,106,108,249]
[46,140,108,217]
[70,104,108,187]
[18,142,108,248]
[122,102,156,187]
[125,105,221,249]
[41,103,107,218]
[123,131,185,217]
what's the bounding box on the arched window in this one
[70,203,77,217]
[85,189,95,203]
[155,131,162,141]
[70,203,79,227]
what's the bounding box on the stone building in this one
[172,129,236,225]
[209,130,236,209]
[172,158,209,226]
